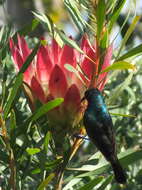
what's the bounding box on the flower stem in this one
[0,114,16,190]
[55,129,84,189]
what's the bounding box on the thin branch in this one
[0,114,17,190]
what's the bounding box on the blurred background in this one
[0,0,142,43]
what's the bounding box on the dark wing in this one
[84,111,116,159]
[100,112,116,154]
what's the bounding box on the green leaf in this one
[63,178,82,190]
[30,98,64,122]
[117,16,140,57]
[26,148,41,155]
[107,72,133,104]
[64,64,86,86]
[32,11,53,32]
[77,177,103,190]
[19,42,40,74]
[96,0,106,40]
[100,29,108,49]
[117,44,142,61]
[0,26,12,60]
[73,148,142,178]
[119,148,142,166]
[56,29,84,54]
[100,61,135,73]
[108,0,127,32]
[33,11,94,63]
[45,159,63,170]
[96,175,113,190]
[44,131,51,153]
[16,98,64,137]
[31,168,41,174]
[37,173,55,190]
[64,0,85,34]
[32,12,64,47]
[17,19,39,36]
[57,30,95,64]
[4,73,23,119]
[110,112,136,118]
[9,110,16,147]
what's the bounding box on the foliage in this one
[0,0,142,189]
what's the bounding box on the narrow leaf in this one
[96,0,106,40]
[26,148,41,155]
[9,110,16,146]
[38,173,55,190]
[107,72,133,104]
[30,98,64,122]
[57,30,84,54]
[109,0,126,32]
[101,61,135,73]
[77,177,103,190]
[57,30,95,64]
[74,148,142,178]
[64,0,85,34]
[117,44,142,61]
[64,64,86,85]
[110,112,136,118]
[63,178,82,190]
[19,42,40,74]
[4,73,23,119]
[96,175,113,190]
[13,19,39,37]
[117,16,140,57]
[32,12,64,47]
[44,131,51,153]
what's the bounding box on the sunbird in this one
[82,88,126,184]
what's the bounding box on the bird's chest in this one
[84,110,101,130]
[83,108,109,134]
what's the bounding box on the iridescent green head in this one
[83,88,100,101]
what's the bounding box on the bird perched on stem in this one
[82,88,126,184]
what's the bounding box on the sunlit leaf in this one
[100,61,135,73]
[117,16,140,57]
[26,148,41,155]
[64,0,86,34]
[63,178,82,190]
[96,175,113,190]
[31,168,41,174]
[117,44,142,61]
[96,0,106,40]
[44,131,51,153]
[110,112,136,118]
[108,0,127,32]
[77,177,104,190]
[71,148,142,178]
[30,98,64,122]
[32,11,64,47]
[56,29,84,54]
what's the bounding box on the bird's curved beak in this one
[81,96,86,102]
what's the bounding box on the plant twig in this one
[55,128,85,190]
[0,114,17,190]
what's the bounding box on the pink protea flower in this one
[9,34,112,152]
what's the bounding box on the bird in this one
[82,88,126,184]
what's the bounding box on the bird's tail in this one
[111,158,126,184]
